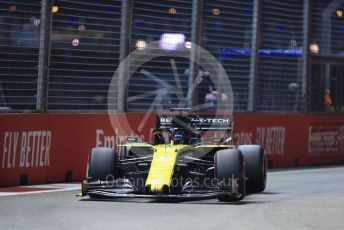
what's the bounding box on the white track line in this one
[0,183,80,197]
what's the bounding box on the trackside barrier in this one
[1,113,344,187]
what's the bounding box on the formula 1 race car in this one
[80,109,267,202]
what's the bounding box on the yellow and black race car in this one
[80,110,267,202]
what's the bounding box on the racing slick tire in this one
[87,147,117,199]
[237,145,267,193]
[87,147,116,181]
[215,149,245,202]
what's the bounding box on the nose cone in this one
[145,145,178,193]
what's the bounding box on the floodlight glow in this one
[72,38,80,47]
[136,39,146,50]
[159,33,185,51]
[309,43,319,54]
[52,6,59,13]
[185,41,192,49]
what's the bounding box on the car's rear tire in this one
[237,145,267,193]
[215,149,245,202]
[87,147,116,181]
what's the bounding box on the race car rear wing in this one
[156,114,234,132]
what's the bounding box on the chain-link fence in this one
[127,0,192,111]
[311,0,344,55]
[202,0,253,111]
[0,0,42,111]
[1,0,344,113]
[47,0,122,111]
[256,0,304,112]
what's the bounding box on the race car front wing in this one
[78,179,243,201]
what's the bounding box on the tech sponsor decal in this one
[160,117,231,124]
[308,125,344,154]
[197,118,231,124]
[1,130,52,169]
[159,117,172,124]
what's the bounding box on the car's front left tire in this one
[87,147,116,181]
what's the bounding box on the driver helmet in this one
[173,130,185,144]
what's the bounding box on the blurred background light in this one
[288,82,299,91]
[243,42,250,49]
[168,7,177,14]
[309,43,319,53]
[72,38,80,47]
[185,41,192,49]
[9,5,16,12]
[34,19,40,26]
[78,24,86,31]
[290,39,297,47]
[52,6,59,13]
[212,8,221,16]
[159,33,185,51]
[135,39,146,50]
